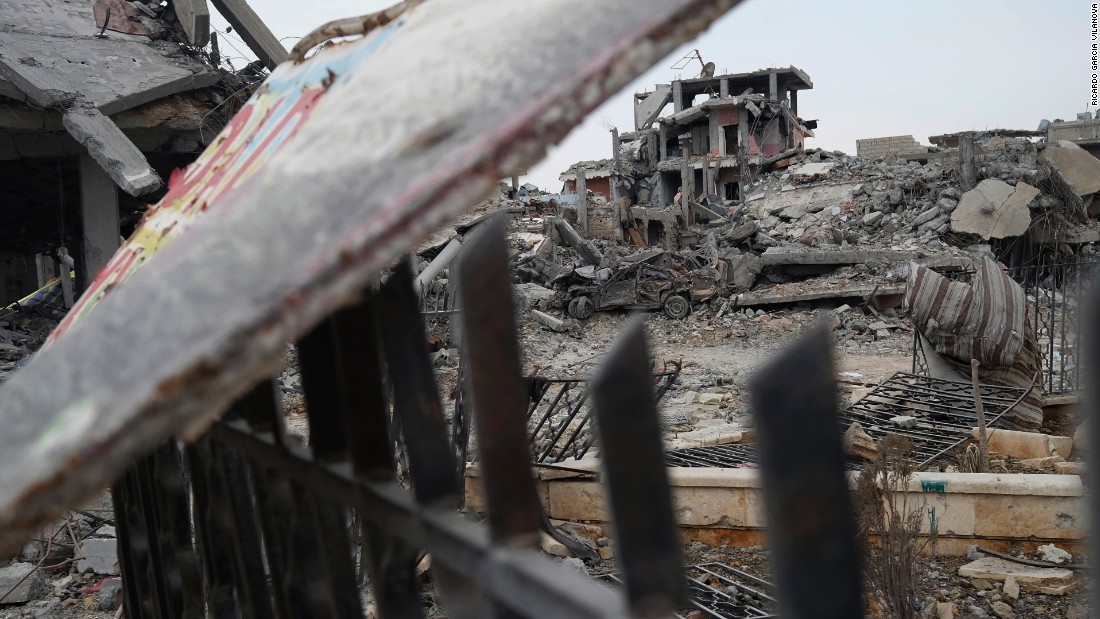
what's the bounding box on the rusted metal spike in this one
[298,318,353,464]
[217,449,277,619]
[148,445,205,619]
[377,262,460,506]
[185,440,253,618]
[230,384,320,617]
[331,299,395,476]
[332,295,425,619]
[591,319,686,617]
[456,215,542,546]
[748,323,863,619]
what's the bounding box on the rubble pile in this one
[741,139,1100,262]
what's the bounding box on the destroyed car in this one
[562,262,701,320]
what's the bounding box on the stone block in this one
[975,428,1073,459]
[1041,140,1100,197]
[76,538,120,575]
[0,562,46,603]
[957,557,1075,593]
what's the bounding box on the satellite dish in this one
[700,62,715,78]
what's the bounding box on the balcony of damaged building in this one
[0,0,275,379]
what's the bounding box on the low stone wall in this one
[465,462,1085,556]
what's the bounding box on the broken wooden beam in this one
[209,0,288,69]
[173,0,211,47]
[552,218,603,266]
[63,104,161,196]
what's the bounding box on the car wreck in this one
[556,252,722,320]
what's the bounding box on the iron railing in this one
[110,220,690,618]
[666,372,1031,470]
[522,364,681,464]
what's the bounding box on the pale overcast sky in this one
[216,1,1091,190]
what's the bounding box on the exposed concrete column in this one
[679,133,693,225]
[672,80,684,113]
[511,174,519,198]
[659,124,668,160]
[701,155,711,198]
[77,153,120,294]
[575,169,588,235]
[34,254,54,288]
[610,128,621,204]
[708,111,722,156]
[959,133,977,192]
[768,71,778,102]
[719,78,729,99]
[738,108,750,154]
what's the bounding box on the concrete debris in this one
[950,180,1036,239]
[75,537,120,575]
[531,310,569,333]
[0,562,46,604]
[1002,575,1020,600]
[973,428,1072,460]
[990,600,1014,618]
[957,557,1076,593]
[1040,140,1100,198]
[1035,543,1072,565]
[843,421,878,460]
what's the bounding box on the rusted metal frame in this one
[329,297,426,618]
[450,357,472,491]
[456,217,543,546]
[538,390,590,463]
[217,448,277,619]
[527,381,571,442]
[456,216,546,617]
[591,320,687,616]
[296,317,369,617]
[112,473,147,618]
[918,376,1036,467]
[127,449,188,618]
[690,563,777,605]
[207,422,631,618]
[234,382,344,617]
[185,438,256,617]
[113,457,171,615]
[664,443,760,469]
[377,263,462,506]
[748,324,863,618]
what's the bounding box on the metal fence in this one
[911,260,1095,394]
[110,222,693,617]
[522,364,681,464]
[666,372,1031,470]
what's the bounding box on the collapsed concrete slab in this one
[1041,140,1100,198]
[957,557,1076,594]
[950,179,1035,239]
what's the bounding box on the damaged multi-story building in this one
[559,66,816,247]
[0,0,284,309]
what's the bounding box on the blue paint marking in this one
[920,480,947,494]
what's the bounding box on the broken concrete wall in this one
[856,135,928,159]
